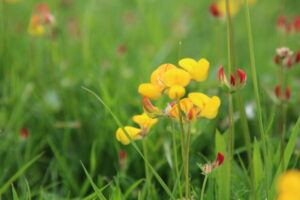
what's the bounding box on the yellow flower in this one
[162,68,191,99]
[132,113,158,130]
[277,170,300,198]
[116,126,142,145]
[138,83,162,99]
[216,0,240,17]
[188,93,221,119]
[28,16,45,36]
[168,98,198,121]
[151,63,177,88]
[277,193,300,200]
[179,58,210,82]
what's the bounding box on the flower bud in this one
[215,152,224,166]
[230,74,236,86]
[218,66,226,84]
[274,55,280,64]
[274,85,282,98]
[20,127,29,139]
[295,51,300,63]
[237,69,246,85]
[293,17,300,32]
[285,57,294,68]
[142,97,162,117]
[209,3,221,18]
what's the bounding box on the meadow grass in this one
[1,0,300,199]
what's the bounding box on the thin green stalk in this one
[142,140,151,199]
[177,99,190,199]
[243,0,269,198]
[171,120,183,199]
[224,0,235,197]
[200,175,208,200]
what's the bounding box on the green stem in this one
[225,0,235,197]
[200,175,208,200]
[171,120,183,199]
[243,0,269,198]
[177,99,190,199]
[142,140,151,198]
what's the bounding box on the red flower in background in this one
[209,3,222,18]
[20,127,29,139]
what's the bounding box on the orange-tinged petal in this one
[168,86,186,99]
[116,126,142,145]
[138,83,162,99]
[162,68,191,87]
[169,98,193,118]
[132,113,158,129]
[151,63,177,86]
[188,92,211,110]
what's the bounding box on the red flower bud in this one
[216,152,224,166]
[20,127,29,139]
[295,51,300,63]
[274,85,282,98]
[119,149,127,168]
[293,17,300,32]
[218,66,225,83]
[142,97,156,113]
[209,3,221,18]
[237,69,246,84]
[285,87,291,100]
[230,74,235,86]
[276,15,287,27]
[285,57,294,68]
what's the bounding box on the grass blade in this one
[0,153,43,196]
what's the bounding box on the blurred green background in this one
[1,0,300,199]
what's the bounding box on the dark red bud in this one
[209,3,221,18]
[293,17,300,32]
[237,69,246,84]
[230,74,236,86]
[216,152,224,166]
[119,149,127,160]
[295,51,300,63]
[274,85,282,98]
[20,127,29,138]
[218,66,225,83]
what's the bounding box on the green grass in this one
[1,0,300,199]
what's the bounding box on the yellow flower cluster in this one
[138,58,210,99]
[116,113,158,145]
[116,57,221,145]
[28,16,45,36]
[277,170,300,200]
[168,93,221,122]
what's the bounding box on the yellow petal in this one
[151,63,177,86]
[277,170,300,196]
[162,68,191,87]
[199,96,221,119]
[138,83,162,99]
[188,93,221,119]
[132,113,158,129]
[276,193,300,200]
[217,0,240,17]
[188,92,211,110]
[116,126,142,145]
[28,25,45,36]
[169,98,193,118]
[168,86,186,99]
[179,58,210,82]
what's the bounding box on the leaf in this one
[215,130,230,200]
[0,153,43,196]
[81,161,107,200]
[124,179,144,200]
[11,184,19,200]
